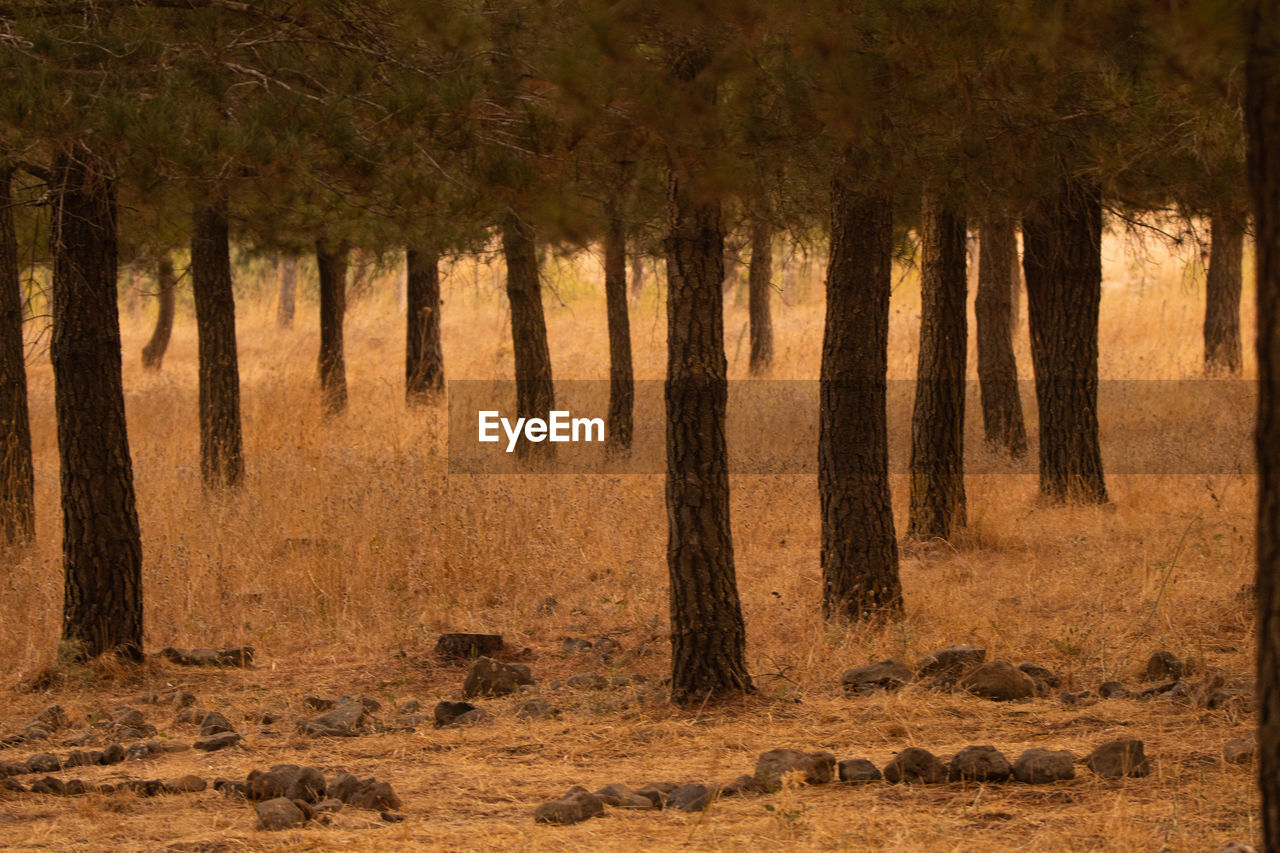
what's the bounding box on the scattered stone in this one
[1085,739,1151,778]
[436,633,504,660]
[126,743,150,761]
[463,657,533,698]
[1145,651,1185,681]
[841,659,914,695]
[883,748,948,784]
[635,781,678,807]
[666,784,712,812]
[433,701,479,728]
[199,712,235,736]
[313,798,344,814]
[838,758,882,783]
[213,777,248,798]
[916,644,986,677]
[566,673,608,690]
[1098,681,1134,699]
[958,660,1037,701]
[948,745,1012,783]
[326,772,359,802]
[1012,748,1076,784]
[160,646,254,667]
[248,765,326,802]
[562,637,593,654]
[718,774,768,796]
[255,797,308,831]
[381,811,405,823]
[163,775,208,794]
[534,787,605,825]
[193,732,241,751]
[348,779,401,811]
[298,700,366,737]
[755,748,836,789]
[1224,734,1258,764]
[25,753,60,774]
[1018,663,1061,690]
[515,698,557,721]
[594,783,658,808]
[29,776,66,795]
[101,743,126,764]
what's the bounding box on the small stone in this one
[194,732,241,751]
[1145,650,1185,681]
[1224,734,1258,764]
[1085,739,1151,778]
[0,779,25,792]
[381,811,405,823]
[958,660,1037,701]
[101,743,126,764]
[1018,663,1061,690]
[126,742,150,760]
[326,772,359,802]
[1012,748,1076,783]
[534,788,605,825]
[1099,681,1134,699]
[562,637,593,653]
[299,700,365,737]
[436,633,504,660]
[200,711,235,736]
[214,777,248,798]
[303,696,336,712]
[348,779,401,811]
[838,758,882,783]
[948,745,1012,782]
[163,775,208,794]
[841,659,914,694]
[175,707,209,725]
[248,765,327,802]
[255,797,307,831]
[65,750,94,767]
[448,708,489,727]
[147,739,190,754]
[32,705,68,731]
[0,762,23,777]
[594,783,657,808]
[883,747,948,784]
[463,657,533,698]
[514,698,557,720]
[915,644,986,677]
[666,784,712,812]
[718,774,768,796]
[29,776,66,795]
[566,673,608,690]
[63,779,88,796]
[313,798,344,814]
[433,701,479,727]
[170,691,197,709]
[25,753,61,773]
[121,778,165,797]
[755,748,836,790]
[635,781,679,807]
[397,700,421,715]
[1061,690,1097,706]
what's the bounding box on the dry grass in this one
[0,222,1259,850]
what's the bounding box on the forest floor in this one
[0,228,1261,850]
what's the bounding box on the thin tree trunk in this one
[604,196,634,453]
[748,216,774,375]
[630,251,645,303]
[316,238,348,415]
[501,211,555,459]
[1010,229,1023,333]
[405,246,444,403]
[0,165,33,545]
[1022,177,1107,503]
[976,216,1028,456]
[276,253,297,329]
[140,255,175,371]
[191,200,244,488]
[819,151,902,621]
[908,192,968,540]
[50,143,142,661]
[1205,211,1245,376]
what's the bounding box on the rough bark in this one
[604,197,634,453]
[49,143,143,661]
[316,238,348,415]
[1021,177,1108,503]
[501,211,555,459]
[976,216,1028,457]
[406,246,445,404]
[748,216,774,375]
[908,193,968,540]
[140,255,175,371]
[819,152,902,621]
[0,165,33,545]
[1204,211,1245,376]
[276,253,298,329]
[191,200,244,488]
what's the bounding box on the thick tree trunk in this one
[0,166,33,545]
[316,238,348,415]
[276,253,298,329]
[976,216,1028,457]
[501,211,555,459]
[191,201,244,488]
[604,198,634,453]
[406,246,445,404]
[49,143,142,661]
[1022,178,1108,503]
[1205,211,1245,376]
[140,255,175,371]
[1248,4,1280,849]
[748,217,774,375]
[908,193,968,540]
[820,152,902,621]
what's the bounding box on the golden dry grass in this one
[0,222,1260,851]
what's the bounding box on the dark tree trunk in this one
[276,253,298,329]
[976,216,1028,457]
[316,238,348,415]
[1248,3,1280,848]
[140,255,175,371]
[501,211,555,459]
[819,152,902,621]
[406,246,445,404]
[1022,178,1108,503]
[191,201,244,489]
[49,143,142,661]
[630,251,645,303]
[604,197,634,453]
[908,193,968,540]
[748,216,774,375]
[0,166,33,545]
[1205,211,1245,376]
[1010,229,1023,333]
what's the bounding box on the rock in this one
[175,707,210,725]
[593,637,623,658]
[248,765,327,802]
[1224,734,1258,764]
[0,762,23,777]
[1018,663,1061,690]
[1012,748,1076,783]
[0,779,25,792]
[313,798,344,814]
[200,711,235,736]
[915,644,986,677]
[436,633,504,660]
[611,674,646,688]
[755,748,836,790]
[1085,739,1151,778]
[397,700,421,714]
[299,700,366,737]
[562,637,593,654]
[566,673,608,690]
[126,742,150,760]
[534,788,605,825]
[838,758,882,783]
[515,698,557,721]
[66,750,94,767]
[101,743,126,764]
[381,811,405,823]
[147,739,190,755]
[29,776,66,795]
[163,775,208,794]
[433,701,479,727]
[635,781,679,807]
[193,732,241,751]
[25,753,61,773]
[32,706,68,731]
[214,777,248,798]
[594,783,657,808]
[160,646,254,667]
[348,779,401,811]
[1061,690,1096,706]
[393,714,431,729]
[170,691,197,709]
[255,797,308,831]
[1145,650,1185,681]
[120,779,165,797]
[63,779,88,796]
[883,748,948,784]
[948,745,1012,782]
[718,774,768,796]
[1099,681,1134,699]
[22,725,49,742]
[447,708,489,727]
[958,660,1037,701]
[841,658,914,694]
[666,784,712,812]
[463,657,533,698]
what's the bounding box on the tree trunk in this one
[630,251,645,303]
[406,246,445,404]
[49,143,142,661]
[604,197,634,453]
[1022,178,1107,503]
[0,165,33,545]
[748,216,774,375]
[191,200,244,489]
[316,238,348,415]
[1248,3,1280,848]
[1205,211,1245,376]
[976,216,1028,457]
[1010,229,1023,333]
[908,193,968,540]
[501,211,555,459]
[276,253,298,329]
[140,255,175,371]
[819,151,902,621]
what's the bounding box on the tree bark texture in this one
[140,255,175,371]
[406,246,445,403]
[316,238,348,415]
[748,216,774,375]
[276,253,297,329]
[0,165,33,545]
[1205,211,1245,376]
[976,216,1028,457]
[604,197,634,453]
[501,211,555,459]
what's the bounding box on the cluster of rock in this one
[842,645,1054,700]
[4,771,207,797]
[534,739,1153,826]
[1064,652,1252,711]
[157,646,255,667]
[213,763,402,830]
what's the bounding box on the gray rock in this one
[25,753,61,773]
[562,637,593,653]
[29,776,66,795]
[65,750,94,767]
[381,811,405,823]
[433,701,479,727]
[534,788,605,824]
[175,707,210,725]
[883,747,947,784]
[1012,748,1076,783]
[298,700,365,737]
[916,644,986,677]
[666,784,712,812]
[594,783,657,808]
[126,742,150,760]
[958,660,1037,701]
[515,698,557,720]
[838,758,882,783]
[147,739,190,754]
[948,745,1012,782]
[1084,739,1151,778]
[313,798,344,814]
[255,797,307,831]
[447,708,489,727]
[755,748,836,789]
[193,732,241,751]
[1224,734,1258,764]
[1145,650,1184,681]
[101,743,126,764]
[463,657,533,698]
[436,633,504,660]
[199,711,235,736]
[841,659,914,694]
[32,706,68,731]
[0,762,23,777]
